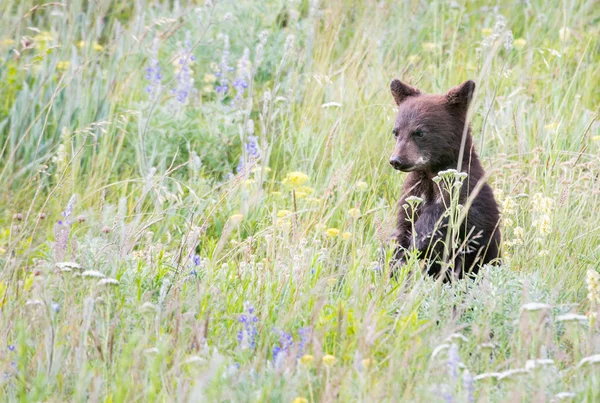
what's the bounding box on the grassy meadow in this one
[1,0,600,401]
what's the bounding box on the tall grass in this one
[0,0,599,401]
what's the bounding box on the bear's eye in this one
[412,130,424,138]
[392,128,399,138]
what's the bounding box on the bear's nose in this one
[390,157,404,170]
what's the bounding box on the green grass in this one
[1,0,599,401]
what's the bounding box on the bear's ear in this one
[390,79,420,106]
[445,80,476,110]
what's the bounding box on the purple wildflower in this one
[272,330,294,362]
[215,34,233,98]
[236,120,260,173]
[171,31,196,104]
[51,302,60,313]
[297,327,311,356]
[8,345,15,352]
[237,304,258,350]
[54,195,76,261]
[145,38,162,100]
[447,343,460,380]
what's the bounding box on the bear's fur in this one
[389,79,501,280]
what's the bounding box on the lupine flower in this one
[145,38,162,100]
[232,48,251,103]
[53,195,76,261]
[447,343,460,380]
[215,34,234,96]
[171,31,196,104]
[272,330,294,362]
[236,120,260,173]
[297,327,310,356]
[237,304,258,350]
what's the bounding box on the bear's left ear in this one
[445,80,476,110]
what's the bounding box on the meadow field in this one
[1,0,599,401]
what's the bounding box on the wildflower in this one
[481,28,493,36]
[277,210,292,218]
[521,302,551,312]
[82,270,105,279]
[503,30,514,52]
[513,38,527,50]
[297,327,310,356]
[322,354,336,366]
[525,359,554,371]
[55,261,83,272]
[463,369,475,403]
[171,31,196,104]
[341,232,352,240]
[513,226,525,245]
[272,330,294,362]
[300,354,314,366]
[292,398,308,403]
[203,74,217,83]
[76,40,86,48]
[577,354,600,368]
[98,278,119,286]
[325,228,340,237]
[348,208,361,218]
[586,269,600,304]
[533,214,552,235]
[238,304,258,350]
[215,34,233,96]
[101,226,112,234]
[145,38,162,100]
[51,302,60,313]
[282,171,309,187]
[422,42,438,52]
[362,358,373,369]
[502,196,516,215]
[232,48,251,103]
[92,42,103,51]
[236,121,260,173]
[355,181,368,191]
[407,54,421,63]
[405,196,423,206]
[295,191,308,199]
[56,61,70,70]
[447,344,460,379]
[244,178,255,186]
[504,218,514,228]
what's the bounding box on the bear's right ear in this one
[390,79,420,106]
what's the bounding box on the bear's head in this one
[389,79,475,173]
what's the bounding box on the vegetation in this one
[0,0,599,401]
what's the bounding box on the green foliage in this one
[0,0,599,401]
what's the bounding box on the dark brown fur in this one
[389,79,501,280]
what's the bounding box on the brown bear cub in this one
[389,79,500,281]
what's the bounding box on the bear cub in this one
[389,78,500,280]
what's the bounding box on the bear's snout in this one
[389,156,408,171]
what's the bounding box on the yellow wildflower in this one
[292,398,308,403]
[56,61,70,70]
[92,42,104,51]
[513,38,527,50]
[362,358,373,369]
[295,191,308,199]
[348,208,361,218]
[297,185,314,194]
[283,171,309,187]
[33,32,53,42]
[322,354,337,366]
[1,38,16,48]
[203,73,217,83]
[325,228,339,237]
[481,28,493,36]
[407,55,421,64]
[76,40,86,48]
[341,232,352,240]
[355,181,368,191]
[299,354,314,366]
[421,42,438,52]
[277,209,292,218]
[203,85,214,93]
